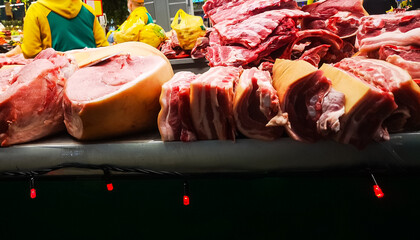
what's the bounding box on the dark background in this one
[1,173,420,239]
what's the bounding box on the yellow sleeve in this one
[21,4,47,58]
[83,3,109,48]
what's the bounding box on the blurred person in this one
[0,0,108,58]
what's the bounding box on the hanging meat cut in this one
[190,66,242,140]
[356,10,420,53]
[158,71,198,141]
[233,68,283,140]
[0,50,77,146]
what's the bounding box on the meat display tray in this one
[1,131,419,176]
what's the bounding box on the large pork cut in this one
[0,50,76,146]
[64,54,173,140]
[158,71,198,141]
[356,10,420,53]
[233,68,283,140]
[269,59,345,143]
[320,63,397,147]
[301,0,368,38]
[190,66,242,140]
[333,57,420,132]
[379,45,420,79]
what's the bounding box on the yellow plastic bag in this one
[114,18,146,44]
[139,23,167,48]
[171,9,206,51]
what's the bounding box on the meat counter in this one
[1,131,419,176]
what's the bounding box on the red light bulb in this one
[373,185,384,198]
[106,183,114,191]
[30,188,36,199]
[183,195,190,206]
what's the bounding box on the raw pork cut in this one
[320,63,397,148]
[0,54,32,68]
[214,9,308,49]
[190,66,242,140]
[203,0,298,25]
[0,50,76,146]
[64,54,173,140]
[158,72,198,141]
[301,0,368,38]
[356,10,420,53]
[233,68,283,140]
[298,44,330,68]
[269,59,345,142]
[334,57,420,132]
[379,45,420,79]
[207,20,297,67]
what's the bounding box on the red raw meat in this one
[203,0,297,25]
[158,71,198,141]
[207,20,297,67]
[191,37,209,59]
[379,45,420,79]
[214,9,308,49]
[270,59,345,143]
[280,29,343,62]
[298,44,330,68]
[356,10,420,53]
[233,68,283,140]
[190,66,242,140]
[334,57,420,132]
[301,0,368,38]
[0,54,33,68]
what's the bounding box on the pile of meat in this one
[158,3,420,148]
[0,43,174,146]
[200,0,369,68]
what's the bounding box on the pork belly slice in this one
[379,45,420,79]
[356,10,420,53]
[320,64,397,148]
[190,66,242,140]
[207,21,297,67]
[233,68,283,140]
[64,54,174,140]
[334,57,420,132]
[301,0,368,38]
[203,0,298,25]
[214,9,308,49]
[269,59,345,142]
[158,71,198,142]
[0,60,65,146]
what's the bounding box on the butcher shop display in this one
[1,0,420,150]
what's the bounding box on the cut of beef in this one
[190,66,242,140]
[356,10,420,53]
[158,71,198,141]
[334,57,420,132]
[301,0,368,38]
[269,59,345,142]
[233,68,283,140]
[379,45,420,79]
